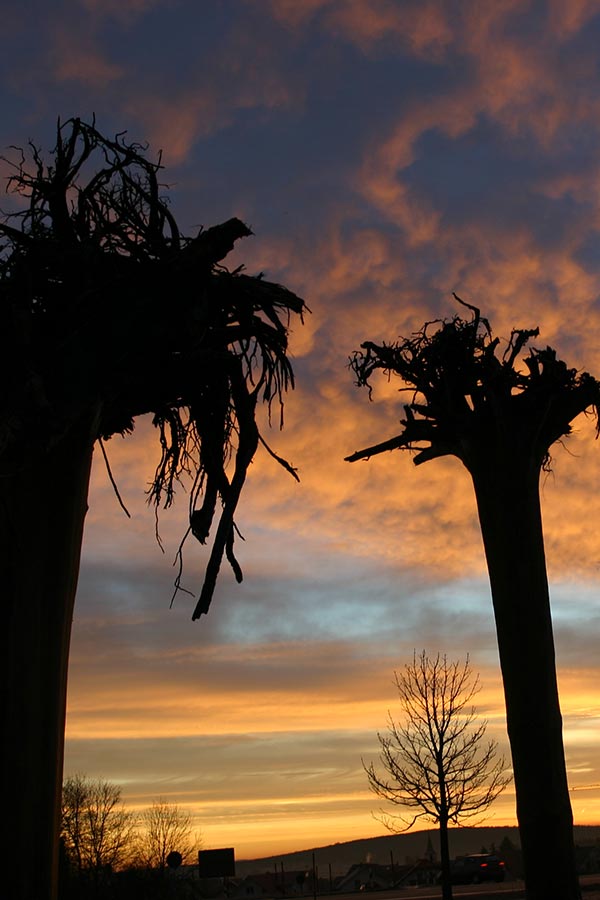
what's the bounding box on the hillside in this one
[235,825,600,878]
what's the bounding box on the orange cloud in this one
[51,32,123,86]
[124,92,225,166]
[325,0,454,58]
[547,0,600,38]
[266,0,454,59]
[122,45,302,166]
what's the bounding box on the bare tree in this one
[347,297,599,900]
[0,118,305,900]
[61,775,138,878]
[365,652,508,900]
[140,798,198,870]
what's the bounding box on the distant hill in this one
[235,825,600,878]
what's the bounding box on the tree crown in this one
[0,118,306,615]
[346,296,600,472]
[61,774,138,873]
[364,651,509,832]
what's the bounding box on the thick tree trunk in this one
[469,455,580,900]
[0,425,95,900]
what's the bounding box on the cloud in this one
[329,0,454,58]
[51,33,123,86]
[64,627,600,855]
[0,1,305,171]
[262,0,335,30]
[123,92,225,166]
[79,0,166,20]
[547,0,600,38]
[263,0,455,60]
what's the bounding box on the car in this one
[448,853,506,884]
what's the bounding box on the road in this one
[333,885,519,900]
[332,876,600,900]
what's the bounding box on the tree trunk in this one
[1,424,95,900]
[438,813,453,900]
[469,454,581,900]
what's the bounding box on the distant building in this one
[392,856,439,888]
[424,834,437,863]
[335,854,440,893]
[336,862,395,892]
[232,869,329,899]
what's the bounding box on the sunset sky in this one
[5,0,600,861]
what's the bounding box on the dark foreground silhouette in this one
[347,297,599,900]
[0,118,305,900]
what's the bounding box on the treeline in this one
[60,774,202,899]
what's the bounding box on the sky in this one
[4,0,600,861]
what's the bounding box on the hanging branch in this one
[0,117,306,616]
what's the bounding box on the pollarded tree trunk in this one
[0,118,305,900]
[1,420,96,900]
[0,119,305,900]
[346,302,597,899]
[468,452,580,900]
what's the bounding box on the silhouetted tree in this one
[365,651,508,900]
[0,118,305,900]
[347,296,599,900]
[140,798,197,870]
[61,775,138,879]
